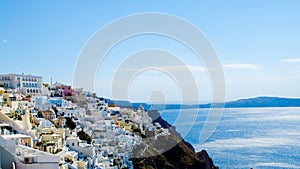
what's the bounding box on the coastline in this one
[113,101,218,169]
[147,109,218,169]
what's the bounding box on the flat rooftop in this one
[1,134,31,139]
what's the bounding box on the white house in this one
[66,137,95,158]
[0,73,43,96]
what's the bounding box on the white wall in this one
[15,160,59,169]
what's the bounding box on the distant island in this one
[217,96,300,108]
[107,97,300,110]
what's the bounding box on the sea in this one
[160,107,300,169]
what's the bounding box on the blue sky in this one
[1,1,300,103]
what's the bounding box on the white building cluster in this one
[0,73,170,169]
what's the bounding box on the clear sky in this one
[1,1,300,103]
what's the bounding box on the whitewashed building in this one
[0,73,43,96]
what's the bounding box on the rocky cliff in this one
[131,110,218,169]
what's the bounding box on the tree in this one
[37,111,44,118]
[77,130,92,144]
[65,117,76,130]
[113,158,122,168]
[52,106,58,115]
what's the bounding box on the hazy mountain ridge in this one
[222,96,300,108]
[128,97,300,110]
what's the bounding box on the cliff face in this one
[132,110,218,169]
[147,110,195,151]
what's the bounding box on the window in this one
[72,143,75,146]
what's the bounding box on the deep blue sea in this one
[160,108,300,169]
